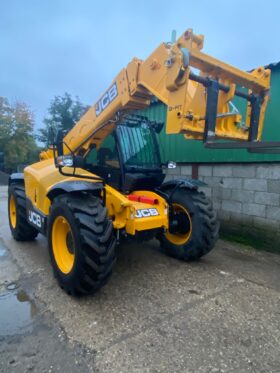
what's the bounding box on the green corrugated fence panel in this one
[136,66,280,163]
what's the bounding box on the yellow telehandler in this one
[8,28,272,295]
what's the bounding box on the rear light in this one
[127,195,158,205]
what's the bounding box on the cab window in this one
[86,134,120,168]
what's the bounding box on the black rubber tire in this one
[8,183,38,241]
[48,193,116,296]
[159,189,219,260]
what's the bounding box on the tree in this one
[38,93,88,146]
[0,97,40,172]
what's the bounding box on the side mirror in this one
[47,127,56,147]
[53,129,85,169]
[55,129,64,156]
[167,161,177,169]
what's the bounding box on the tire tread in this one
[8,183,38,241]
[49,193,116,296]
[160,189,219,261]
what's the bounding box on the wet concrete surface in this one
[0,289,36,336]
[0,185,280,372]
[0,237,93,373]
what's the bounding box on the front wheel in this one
[48,194,116,296]
[159,189,219,260]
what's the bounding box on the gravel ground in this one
[0,186,280,372]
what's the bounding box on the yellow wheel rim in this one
[165,203,192,245]
[52,216,75,274]
[9,195,17,229]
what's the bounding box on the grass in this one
[220,231,280,254]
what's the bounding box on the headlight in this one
[56,155,74,167]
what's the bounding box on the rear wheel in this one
[8,183,38,241]
[48,193,116,296]
[159,189,219,260]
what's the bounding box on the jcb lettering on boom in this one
[95,83,118,116]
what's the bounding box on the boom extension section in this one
[41,28,273,161]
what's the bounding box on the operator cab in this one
[85,116,165,192]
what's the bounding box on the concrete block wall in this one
[165,163,280,249]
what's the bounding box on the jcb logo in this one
[95,83,118,117]
[135,208,159,218]
[28,210,42,228]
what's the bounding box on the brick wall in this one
[165,163,280,249]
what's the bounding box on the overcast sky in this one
[1,0,279,130]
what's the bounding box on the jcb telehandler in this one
[8,28,273,296]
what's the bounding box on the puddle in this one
[6,282,18,291]
[0,289,37,336]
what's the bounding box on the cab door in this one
[86,133,122,190]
